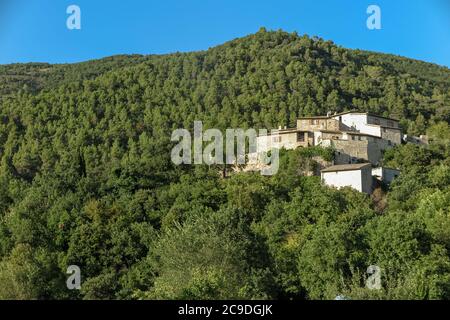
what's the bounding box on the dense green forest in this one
[0,29,449,299]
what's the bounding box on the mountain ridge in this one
[1,29,449,97]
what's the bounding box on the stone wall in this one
[367,115,400,129]
[332,139,382,165]
[333,140,369,161]
[256,131,313,153]
[381,127,402,145]
[297,118,341,131]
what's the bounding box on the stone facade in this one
[297,118,347,132]
[380,127,402,145]
[256,129,316,153]
[259,111,402,166]
[366,114,400,128]
[331,139,382,165]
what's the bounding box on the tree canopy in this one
[0,29,449,299]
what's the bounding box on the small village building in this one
[331,112,402,145]
[296,116,348,132]
[256,110,402,166]
[255,128,311,153]
[403,134,429,145]
[321,163,373,194]
[251,111,404,193]
[372,167,401,185]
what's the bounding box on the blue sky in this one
[0,0,449,67]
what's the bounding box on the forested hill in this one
[0,29,449,300]
[1,28,449,132]
[2,32,450,96]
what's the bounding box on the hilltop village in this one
[254,111,427,193]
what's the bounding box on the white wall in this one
[372,167,382,178]
[322,167,373,193]
[372,167,400,185]
[333,113,366,131]
[321,169,363,192]
[314,131,323,145]
[333,113,382,137]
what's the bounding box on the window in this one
[297,132,305,142]
[374,118,380,125]
[273,136,281,143]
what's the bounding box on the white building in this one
[254,110,402,166]
[331,112,402,145]
[250,111,403,193]
[372,167,401,185]
[321,163,373,194]
[403,134,429,145]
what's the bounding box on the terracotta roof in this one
[321,163,372,173]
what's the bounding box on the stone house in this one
[256,110,401,166]
[252,110,403,193]
[372,167,401,185]
[321,163,373,194]
[403,134,429,145]
[331,111,402,145]
[255,128,312,153]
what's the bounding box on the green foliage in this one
[0,29,449,300]
[141,208,273,299]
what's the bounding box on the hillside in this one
[1,29,449,129]
[0,29,449,300]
